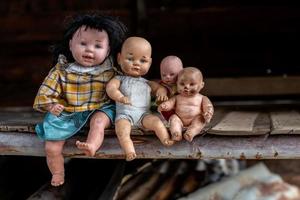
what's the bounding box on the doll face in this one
[118,38,152,77]
[69,26,110,67]
[177,70,204,97]
[160,59,183,85]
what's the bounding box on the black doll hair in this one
[51,12,128,65]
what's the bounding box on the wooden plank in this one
[2,132,300,159]
[209,111,268,135]
[203,76,300,96]
[270,111,300,134]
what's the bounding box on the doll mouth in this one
[183,90,192,96]
[132,67,140,71]
[82,55,94,61]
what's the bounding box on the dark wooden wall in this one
[1,0,300,106]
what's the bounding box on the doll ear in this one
[201,81,205,88]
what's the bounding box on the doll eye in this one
[95,44,102,49]
[140,59,147,63]
[127,57,133,61]
[80,42,86,46]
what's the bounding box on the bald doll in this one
[106,37,174,161]
[159,67,214,142]
[158,55,183,120]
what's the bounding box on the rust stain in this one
[255,152,263,159]
[240,152,246,160]
[63,152,86,157]
[95,154,124,159]
[195,151,202,158]
[274,151,279,157]
[0,147,19,153]
[132,137,146,145]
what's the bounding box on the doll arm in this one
[202,96,214,123]
[148,81,168,102]
[106,78,131,105]
[158,97,176,112]
[33,70,64,113]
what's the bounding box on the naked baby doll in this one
[158,55,183,121]
[158,67,214,142]
[106,37,174,161]
[33,13,127,186]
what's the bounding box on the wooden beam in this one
[1,132,300,159]
[203,76,300,96]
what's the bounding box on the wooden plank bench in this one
[1,106,300,159]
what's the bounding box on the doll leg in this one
[115,119,136,161]
[184,116,206,142]
[169,114,183,141]
[76,112,110,157]
[142,114,174,146]
[45,140,65,186]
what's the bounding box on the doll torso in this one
[117,75,151,109]
[115,75,151,126]
[33,57,115,113]
[175,93,203,126]
[159,81,177,97]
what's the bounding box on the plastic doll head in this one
[51,13,127,65]
[177,67,204,97]
[69,26,110,67]
[117,37,152,77]
[160,56,183,85]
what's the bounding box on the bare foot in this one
[184,132,194,142]
[171,132,182,141]
[126,152,137,161]
[51,173,64,187]
[76,140,96,157]
[163,139,175,146]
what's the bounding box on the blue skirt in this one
[35,104,115,140]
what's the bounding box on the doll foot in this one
[126,152,136,161]
[163,139,175,146]
[171,132,182,141]
[76,140,96,157]
[51,173,64,187]
[184,132,194,142]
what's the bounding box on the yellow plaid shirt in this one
[33,59,115,113]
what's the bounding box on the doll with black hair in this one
[33,13,127,186]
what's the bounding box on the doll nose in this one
[85,45,94,52]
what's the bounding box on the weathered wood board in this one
[270,111,300,134]
[208,111,270,135]
[0,107,299,136]
[1,107,300,159]
[1,132,300,159]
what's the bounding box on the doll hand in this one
[156,87,168,102]
[47,104,64,116]
[156,94,168,103]
[119,96,131,105]
[158,103,169,112]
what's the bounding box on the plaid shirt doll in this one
[34,55,115,113]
